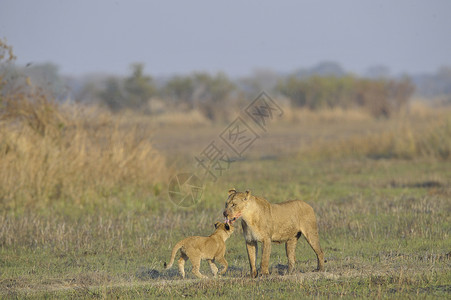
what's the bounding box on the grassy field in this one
[1,97,451,298]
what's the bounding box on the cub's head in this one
[223,188,251,225]
[214,221,234,236]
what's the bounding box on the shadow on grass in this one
[273,264,289,276]
[136,263,318,281]
[136,267,176,280]
[135,265,246,280]
[272,263,313,276]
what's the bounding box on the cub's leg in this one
[285,237,298,274]
[178,253,188,278]
[245,241,258,278]
[260,238,272,276]
[207,259,219,277]
[217,256,228,275]
[191,256,207,279]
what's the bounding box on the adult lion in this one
[223,188,324,277]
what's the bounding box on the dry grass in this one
[0,87,167,212]
[149,110,211,126]
[297,104,451,161]
[281,106,374,124]
[299,119,451,160]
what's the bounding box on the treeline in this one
[2,62,416,120]
[277,75,414,117]
[85,63,414,118]
[94,64,238,121]
[1,38,421,120]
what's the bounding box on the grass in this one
[2,158,450,298]
[1,93,451,298]
[0,90,167,214]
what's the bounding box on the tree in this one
[163,75,195,108]
[98,63,156,112]
[99,77,125,111]
[238,69,280,97]
[24,63,66,100]
[162,72,236,120]
[123,63,155,110]
[387,77,415,113]
[191,72,236,120]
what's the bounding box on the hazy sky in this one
[1,0,450,77]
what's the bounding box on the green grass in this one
[1,156,450,298]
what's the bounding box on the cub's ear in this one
[245,190,251,200]
[225,223,230,231]
[214,221,221,229]
[228,188,236,196]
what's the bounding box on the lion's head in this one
[223,188,251,225]
[214,221,235,236]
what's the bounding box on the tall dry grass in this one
[299,107,451,160]
[0,86,167,212]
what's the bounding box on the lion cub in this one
[164,222,234,279]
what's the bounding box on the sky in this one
[1,0,450,78]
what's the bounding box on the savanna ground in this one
[1,94,451,298]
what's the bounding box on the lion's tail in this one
[164,240,184,269]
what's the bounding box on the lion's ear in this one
[225,223,230,231]
[228,188,236,196]
[214,221,221,229]
[245,190,251,200]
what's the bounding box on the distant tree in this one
[293,61,346,79]
[123,63,155,110]
[24,63,67,99]
[191,72,236,120]
[161,72,237,119]
[99,77,125,111]
[1,41,67,101]
[238,69,280,97]
[277,75,355,109]
[98,63,156,112]
[354,78,390,117]
[72,81,96,103]
[163,75,195,108]
[355,77,414,117]
[388,77,415,112]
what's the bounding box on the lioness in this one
[223,189,324,277]
[164,222,234,279]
